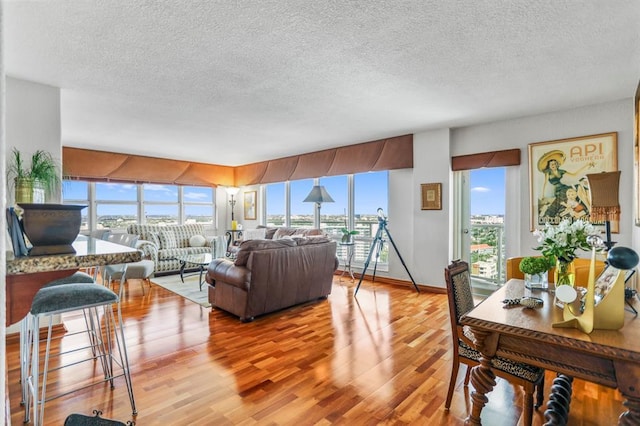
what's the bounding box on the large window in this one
[290,179,314,228]
[354,171,389,267]
[62,180,89,232]
[183,186,214,225]
[96,182,138,230]
[63,180,216,232]
[143,184,179,225]
[318,175,347,234]
[261,171,389,269]
[265,182,286,227]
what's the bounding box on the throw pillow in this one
[189,234,207,247]
[158,230,177,249]
[242,228,267,241]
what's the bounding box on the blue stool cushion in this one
[43,271,95,288]
[31,284,118,315]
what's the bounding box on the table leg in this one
[614,360,640,425]
[198,266,205,291]
[179,260,186,283]
[543,374,573,425]
[466,329,499,426]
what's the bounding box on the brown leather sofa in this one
[205,236,338,322]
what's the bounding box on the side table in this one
[225,229,243,256]
[339,242,355,282]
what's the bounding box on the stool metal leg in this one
[25,301,137,424]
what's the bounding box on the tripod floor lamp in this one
[303,185,334,229]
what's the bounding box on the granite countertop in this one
[6,236,142,275]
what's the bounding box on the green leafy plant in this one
[340,227,358,242]
[519,256,554,275]
[7,148,61,198]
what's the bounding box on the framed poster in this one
[528,132,618,231]
[244,191,257,220]
[421,183,442,210]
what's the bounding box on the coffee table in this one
[174,253,212,291]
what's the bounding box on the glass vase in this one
[525,272,548,290]
[554,259,575,287]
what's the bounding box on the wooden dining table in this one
[5,235,141,326]
[461,279,640,426]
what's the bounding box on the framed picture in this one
[528,132,618,231]
[244,191,257,220]
[421,183,442,210]
[594,265,635,305]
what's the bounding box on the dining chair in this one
[444,259,545,426]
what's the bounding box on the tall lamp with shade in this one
[303,185,334,229]
[225,186,240,230]
[586,171,621,251]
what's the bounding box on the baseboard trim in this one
[335,271,446,294]
[5,324,68,344]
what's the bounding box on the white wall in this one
[451,99,634,258]
[379,99,634,289]
[6,76,61,204]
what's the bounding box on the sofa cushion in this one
[273,227,323,239]
[234,238,297,266]
[242,228,267,241]
[189,234,207,247]
[292,235,332,245]
[159,230,177,249]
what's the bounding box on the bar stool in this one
[24,282,136,425]
[20,272,96,408]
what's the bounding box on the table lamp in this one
[303,185,334,228]
[586,171,620,250]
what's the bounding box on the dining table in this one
[5,235,142,326]
[461,278,640,426]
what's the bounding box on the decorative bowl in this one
[18,203,86,256]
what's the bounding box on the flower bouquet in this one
[533,218,596,286]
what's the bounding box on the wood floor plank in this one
[6,277,627,425]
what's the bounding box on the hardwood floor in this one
[6,276,624,425]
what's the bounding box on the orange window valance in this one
[64,133,414,187]
[451,148,521,171]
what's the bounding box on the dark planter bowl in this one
[18,203,86,256]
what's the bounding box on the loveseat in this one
[127,224,225,275]
[205,236,338,321]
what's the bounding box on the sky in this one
[470,167,505,215]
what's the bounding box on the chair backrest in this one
[107,233,139,248]
[444,260,475,326]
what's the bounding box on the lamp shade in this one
[225,186,240,196]
[586,171,620,221]
[303,185,335,204]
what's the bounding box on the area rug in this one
[151,274,211,308]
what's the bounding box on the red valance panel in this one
[289,149,337,181]
[451,148,520,171]
[64,134,413,187]
[234,134,413,185]
[63,147,234,187]
[260,157,300,184]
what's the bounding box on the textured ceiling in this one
[5,1,640,166]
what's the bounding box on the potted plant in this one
[7,148,61,204]
[340,227,358,243]
[519,256,554,290]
